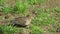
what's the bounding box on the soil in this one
[0,0,60,34]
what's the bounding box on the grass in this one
[0,0,46,34]
[48,28,55,32]
[31,7,60,33]
[30,24,44,34]
[27,0,45,5]
[15,0,29,16]
[0,0,60,34]
[0,0,5,6]
[2,7,13,14]
[0,25,20,34]
[1,0,46,16]
[31,8,56,26]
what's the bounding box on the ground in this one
[0,0,60,34]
